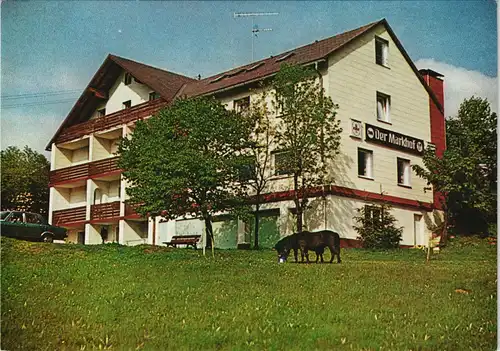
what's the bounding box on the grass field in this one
[1,236,496,350]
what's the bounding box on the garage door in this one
[212,216,238,249]
[249,210,280,249]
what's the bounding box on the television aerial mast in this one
[233,12,279,62]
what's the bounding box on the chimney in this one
[420,69,445,209]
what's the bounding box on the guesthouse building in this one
[47,19,445,248]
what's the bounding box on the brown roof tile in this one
[180,20,381,97]
[109,55,195,101]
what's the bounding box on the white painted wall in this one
[94,71,152,116]
[325,25,431,203]
[52,186,87,211]
[122,220,148,246]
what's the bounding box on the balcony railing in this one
[91,201,121,220]
[52,206,86,225]
[56,99,168,144]
[89,157,120,176]
[125,202,142,217]
[50,157,120,185]
[49,163,90,184]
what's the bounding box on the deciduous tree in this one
[272,64,342,232]
[118,97,254,250]
[413,97,497,236]
[1,146,50,216]
[243,90,276,249]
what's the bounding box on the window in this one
[397,158,411,186]
[96,108,106,117]
[149,92,160,101]
[357,148,373,178]
[122,100,131,109]
[124,73,132,85]
[375,37,388,66]
[274,151,291,176]
[376,92,390,122]
[25,213,43,224]
[234,96,250,113]
[8,212,23,223]
[238,157,256,182]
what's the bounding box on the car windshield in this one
[0,211,10,220]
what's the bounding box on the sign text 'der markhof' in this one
[365,124,424,156]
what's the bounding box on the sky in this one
[1,1,497,156]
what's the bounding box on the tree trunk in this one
[293,175,303,232]
[296,205,303,232]
[204,214,214,249]
[254,202,260,250]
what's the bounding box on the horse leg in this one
[329,245,335,263]
[305,249,310,263]
[293,248,298,263]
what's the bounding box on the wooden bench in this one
[163,235,201,249]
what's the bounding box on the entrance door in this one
[77,231,85,244]
[413,214,423,246]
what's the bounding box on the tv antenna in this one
[234,12,279,62]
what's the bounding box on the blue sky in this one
[1,1,497,155]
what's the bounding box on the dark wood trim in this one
[257,185,433,211]
[91,201,120,220]
[53,99,167,145]
[50,157,121,186]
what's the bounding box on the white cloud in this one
[415,59,498,118]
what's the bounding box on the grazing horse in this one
[274,230,341,264]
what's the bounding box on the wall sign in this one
[365,123,424,156]
[350,119,362,139]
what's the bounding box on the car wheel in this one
[42,233,54,243]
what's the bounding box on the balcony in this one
[52,206,86,226]
[55,99,167,144]
[50,157,120,185]
[125,202,142,218]
[91,201,121,221]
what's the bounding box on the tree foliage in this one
[1,146,50,216]
[272,64,342,231]
[118,97,254,248]
[353,203,403,249]
[413,97,497,236]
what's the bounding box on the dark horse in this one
[274,230,341,263]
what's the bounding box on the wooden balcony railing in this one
[50,157,120,184]
[56,99,168,144]
[49,163,90,184]
[52,206,87,225]
[125,202,142,217]
[91,201,121,220]
[89,157,120,176]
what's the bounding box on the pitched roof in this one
[46,55,194,149]
[47,18,444,150]
[108,55,196,102]
[180,20,381,98]
[179,18,443,115]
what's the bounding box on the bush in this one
[353,203,403,249]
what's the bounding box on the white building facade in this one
[47,19,445,248]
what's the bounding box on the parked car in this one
[0,211,67,243]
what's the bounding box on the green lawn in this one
[1,236,496,351]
